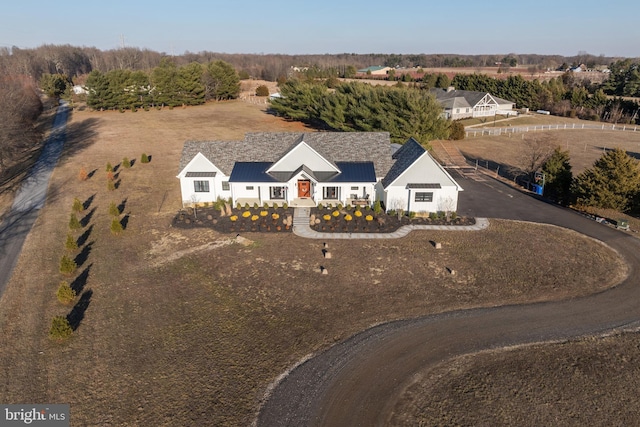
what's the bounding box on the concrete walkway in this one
[292,208,489,239]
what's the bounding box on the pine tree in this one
[65,234,78,251]
[542,147,573,205]
[60,254,78,275]
[72,197,84,212]
[56,281,76,305]
[111,218,124,235]
[572,148,640,212]
[69,213,82,230]
[49,316,73,340]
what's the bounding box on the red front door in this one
[298,180,311,198]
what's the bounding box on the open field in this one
[0,100,637,425]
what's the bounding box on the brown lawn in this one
[0,99,636,426]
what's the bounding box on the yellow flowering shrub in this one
[230,215,238,222]
[260,211,268,217]
[332,210,340,217]
[354,210,363,217]
[272,213,280,220]
[344,214,353,221]
[242,211,251,218]
[323,214,331,221]
[251,215,259,221]
[365,215,374,221]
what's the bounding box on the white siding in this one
[268,142,338,173]
[177,153,229,206]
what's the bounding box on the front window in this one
[415,192,433,202]
[222,181,230,191]
[194,180,210,192]
[270,186,285,199]
[323,186,338,199]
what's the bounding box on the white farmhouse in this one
[177,132,462,214]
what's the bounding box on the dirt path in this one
[257,172,640,426]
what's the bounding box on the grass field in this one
[0,100,637,426]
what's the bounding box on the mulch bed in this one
[172,206,475,234]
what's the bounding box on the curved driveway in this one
[258,172,640,426]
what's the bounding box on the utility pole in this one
[120,34,125,49]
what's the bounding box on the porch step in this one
[293,207,311,226]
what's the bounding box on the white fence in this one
[466,123,639,138]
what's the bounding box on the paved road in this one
[257,172,640,426]
[0,101,68,299]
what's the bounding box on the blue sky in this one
[1,0,637,57]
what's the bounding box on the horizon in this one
[1,0,638,58]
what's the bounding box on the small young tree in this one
[106,162,113,172]
[68,213,82,230]
[108,201,120,217]
[72,197,84,213]
[59,254,77,275]
[65,234,78,251]
[56,281,76,305]
[110,218,124,234]
[122,157,131,169]
[107,180,116,191]
[49,316,73,340]
[140,153,150,163]
[78,167,88,181]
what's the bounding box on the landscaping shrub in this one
[49,316,73,340]
[283,202,288,209]
[68,213,82,230]
[373,200,382,214]
[255,85,270,97]
[110,218,123,235]
[56,281,76,305]
[448,120,466,140]
[65,234,78,251]
[140,153,150,163]
[59,255,77,275]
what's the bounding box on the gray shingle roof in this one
[382,137,425,188]
[179,132,394,177]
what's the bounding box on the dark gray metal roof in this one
[179,132,394,178]
[229,162,277,182]
[382,137,425,188]
[329,162,376,182]
[406,183,442,189]
[185,171,216,177]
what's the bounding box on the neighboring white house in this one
[177,132,463,213]
[431,88,516,120]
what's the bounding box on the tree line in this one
[0,77,42,175]
[270,80,450,145]
[83,59,240,110]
